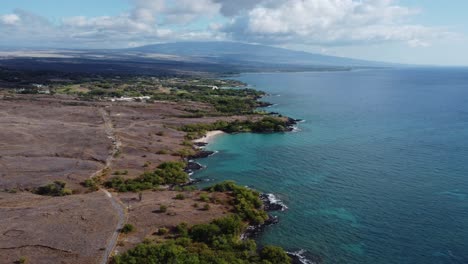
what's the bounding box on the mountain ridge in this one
[125,41,388,67]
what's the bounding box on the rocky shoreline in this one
[287,250,322,264]
[241,193,286,240]
[260,193,289,211]
[247,193,319,264]
[186,115,318,264]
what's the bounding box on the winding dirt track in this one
[96,107,126,264]
[100,189,126,264]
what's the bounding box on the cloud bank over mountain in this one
[0,0,457,49]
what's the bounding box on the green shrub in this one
[260,246,292,264]
[183,186,197,191]
[175,222,189,237]
[35,181,72,197]
[206,181,267,225]
[157,227,169,235]
[159,205,168,213]
[181,140,193,146]
[7,188,17,194]
[156,149,169,155]
[199,193,210,202]
[82,178,99,191]
[189,223,220,244]
[175,148,196,157]
[175,194,185,200]
[121,224,135,234]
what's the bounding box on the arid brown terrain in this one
[0,94,248,264]
[0,191,119,264]
[116,191,233,253]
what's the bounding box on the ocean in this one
[193,68,468,264]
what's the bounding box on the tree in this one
[260,246,292,264]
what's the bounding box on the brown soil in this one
[0,94,251,264]
[115,190,233,253]
[0,97,109,191]
[0,191,119,264]
[0,95,252,190]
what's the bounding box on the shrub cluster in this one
[105,162,188,192]
[182,117,289,140]
[34,181,72,196]
[114,215,291,264]
[121,224,135,234]
[152,87,266,115]
[206,181,268,225]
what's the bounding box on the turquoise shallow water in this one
[194,68,468,264]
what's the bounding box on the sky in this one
[0,0,467,66]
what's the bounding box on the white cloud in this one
[224,0,452,47]
[0,0,459,49]
[128,0,221,25]
[164,0,221,24]
[0,14,20,25]
[63,15,153,33]
[130,0,165,23]
[407,39,430,48]
[213,0,264,16]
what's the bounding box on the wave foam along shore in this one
[261,193,289,211]
[287,249,317,264]
[193,130,226,144]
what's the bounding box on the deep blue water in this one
[194,68,468,264]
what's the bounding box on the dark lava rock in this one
[189,150,215,159]
[287,250,322,264]
[260,193,288,212]
[286,117,297,126]
[185,161,203,172]
[258,101,273,107]
[194,142,208,147]
[181,178,202,186]
[242,215,279,240]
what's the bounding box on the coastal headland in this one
[0,69,299,264]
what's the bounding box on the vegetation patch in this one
[206,181,268,225]
[151,86,266,115]
[34,181,73,197]
[174,193,186,200]
[113,214,290,264]
[159,205,168,213]
[113,182,290,264]
[121,224,135,234]
[36,74,262,116]
[182,117,291,140]
[105,162,188,192]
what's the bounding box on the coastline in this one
[190,129,315,264]
[192,130,226,144]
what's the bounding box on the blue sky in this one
[0,0,467,65]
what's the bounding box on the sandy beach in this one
[193,130,225,143]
